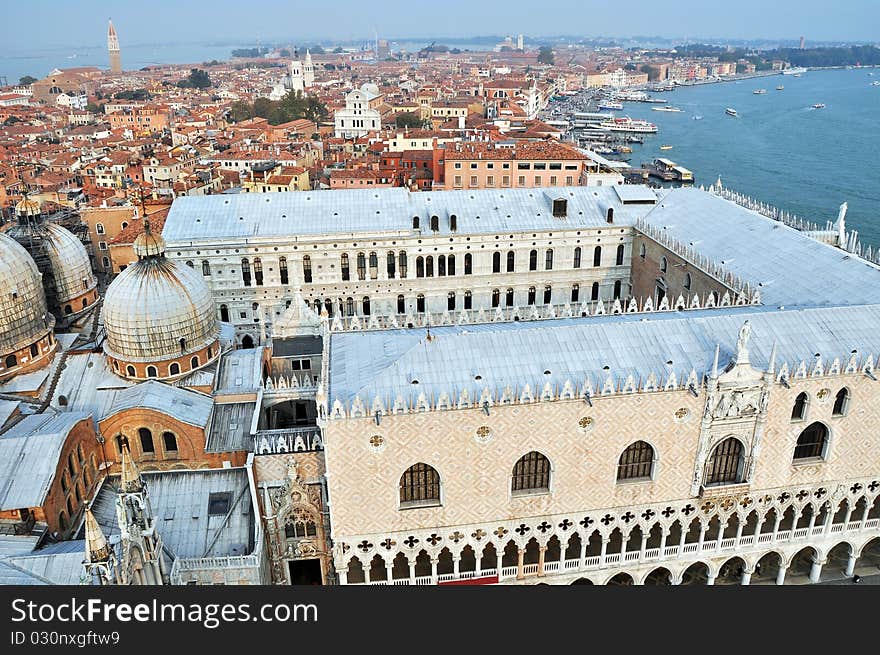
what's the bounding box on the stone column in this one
[475,552,482,576]
[734,521,744,545]
[771,515,782,543]
[430,557,438,585]
[697,523,707,552]
[578,538,587,570]
[659,529,668,558]
[338,567,348,585]
[408,561,416,583]
[496,551,504,577]
[639,533,648,561]
[845,554,857,577]
[453,555,460,578]
[385,561,394,583]
[740,566,753,586]
[538,546,547,577]
[516,548,525,580]
[809,557,824,583]
[599,536,609,565]
[776,564,787,585]
[706,572,716,586]
[859,503,871,529]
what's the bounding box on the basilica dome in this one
[0,232,56,380]
[102,222,220,380]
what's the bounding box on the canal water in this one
[614,68,880,248]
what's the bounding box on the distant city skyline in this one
[1,0,878,51]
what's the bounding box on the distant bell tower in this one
[108,19,122,73]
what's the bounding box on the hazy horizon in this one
[2,0,878,51]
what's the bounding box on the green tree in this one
[333,46,344,54]
[19,75,37,85]
[395,111,426,129]
[177,68,212,89]
[537,46,554,65]
[85,102,103,114]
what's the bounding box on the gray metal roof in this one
[161,185,657,243]
[272,335,323,358]
[206,402,257,453]
[644,188,880,308]
[328,304,880,408]
[88,468,255,559]
[100,380,213,428]
[215,348,264,396]
[6,540,87,585]
[0,412,91,509]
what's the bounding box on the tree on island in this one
[228,90,328,126]
[395,111,429,129]
[19,75,37,85]
[114,89,152,101]
[333,47,344,54]
[177,69,212,89]
[537,46,554,65]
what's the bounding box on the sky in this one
[2,0,878,50]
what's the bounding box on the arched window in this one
[279,257,289,284]
[399,463,441,508]
[162,432,178,453]
[492,251,501,273]
[794,422,829,461]
[591,282,599,301]
[437,255,446,276]
[511,452,551,494]
[340,253,350,281]
[464,253,472,275]
[303,255,313,283]
[398,251,408,278]
[684,272,692,290]
[425,256,434,277]
[505,288,514,307]
[412,216,420,230]
[791,392,808,421]
[527,286,536,305]
[346,297,355,316]
[543,285,552,304]
[704,437,745,486]
[450,214,457,231]
[96,223,105,234]
[660,256,668,273]
[185,260,194,268]
[606,207,614,223]
[64,305,72,315]
[613,280,622,299]
[506,251,515,272]
[179,338,186,352]
[447,254,455,275]
[219,304,229,322]
[832,388,849,416]
[397,295,405,314]
[573,246,582,269]
[447,292,456,311]
[146,365,157,378]
[386,251,396,278]
[593,245,602,267]
[617,441,655,482]
[615,244,625,266]
[491,289,500,307]
[369,252,378,279]
[241,334,254,349]
[529,249,538,271]
[464,290,472,309]
[571,284,579,303]
[4,354,17,369]
[190,355,199,369]
[430,215,439,232]
[139,428,154,454]
[416,256,425,278]
[639,242,646,259]
[169,362,180,376]
[126,365,136,377]
[545,249,554,270]
[201,260,211,276]
[362,297,371,315]
[241,258,251,286]
[416,294,425,313]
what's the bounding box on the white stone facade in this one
[334,86,381,138]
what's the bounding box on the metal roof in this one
[328,304,880,408]
[206,402,257,453]
[161,186,657,243]
[100,380,213,428]
[215,348,264,396]
[0,412,91,509]
[6,540,87,585]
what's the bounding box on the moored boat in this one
[725,107,738,117]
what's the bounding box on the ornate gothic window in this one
[398,251,408,278]
[791,392,808,421]
[794,422,829,461]
[511,452,551,494]
[399,463,441,508]
[704,437,745,486]
[387,251,395,278]
[832,388,849,416]
[617,441,654,482]
[241,258,251,286]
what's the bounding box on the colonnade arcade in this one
[335,476,880,586]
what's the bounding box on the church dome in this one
[102,223,219,379]
[0,232,54,358]
[5,222,98,317]
[15,197,41,218]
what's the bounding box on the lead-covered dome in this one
[0,232,55,376]
[102,221,219,380]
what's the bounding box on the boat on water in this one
[598,116,658,133]
[812,103,826,109]
[693,115,703,120]
[659,144,673,151]
[725,107,738,117]
[597,101,624,111]
[652,105,683,112]
[782,67,807,75]
[872,81,880,87]
[776,85,785,90]
[753,89,767,94]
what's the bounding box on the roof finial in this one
[120,441,143,493]
[735,320,752,365]
[711,343,720,378]
[84,507,111,563]
[767,342,778,374]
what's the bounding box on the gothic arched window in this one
[832,388,849,416]
[399,463,441,508]
[511,452,551,494]
[791,392,808,421]
[704,437,745,486]
[794,422,829,461]
[617,441,654,482]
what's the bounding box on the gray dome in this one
[6,222,97,309]
[0,232,54,354]
[102,255,219,362]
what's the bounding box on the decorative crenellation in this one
[634,217,759,298]
[326,348,878,421]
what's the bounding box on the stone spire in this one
[107,19,122,73]
[120,441,143,494]
[84,508,111,563]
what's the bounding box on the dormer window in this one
[606,207,614,223]
[552,198,567,217]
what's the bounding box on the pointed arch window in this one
[617,441,655,482]
[704,437,745,486]
[794,422,829,461]
[511,452,551,494]
[345,297,355,316]
[832,388,849,416]
[279,257,289,284]
[398,251,408,278]
[791,392,808,421]
[399,463,441,508]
